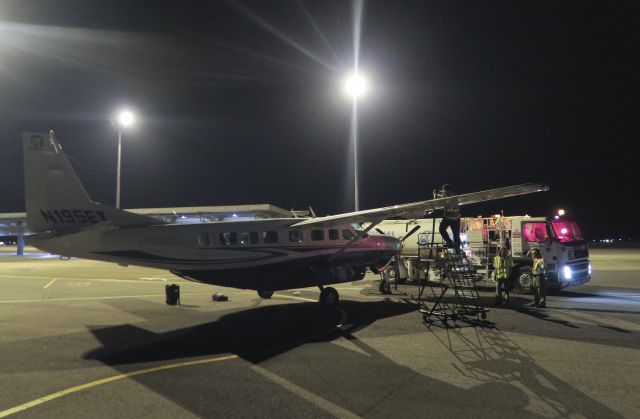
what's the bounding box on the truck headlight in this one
[563,265,573,280]
[588,264,592,275]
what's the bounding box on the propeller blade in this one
[401,225,421,242]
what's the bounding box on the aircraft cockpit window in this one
[342,229,356,240]
[311,229,324,241]
[351,223,365,231]
[219,232,237,246]
[289,229,304,243]
[329,229,339,240]
[263,231,278,243]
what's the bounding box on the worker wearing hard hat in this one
[494,246,513,306]
[433,184,461,251]
[528,248,547,308]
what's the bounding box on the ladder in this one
[418,242,489,326]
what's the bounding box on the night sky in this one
[1,1,638,239]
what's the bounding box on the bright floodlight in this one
[117,110,135,127]
[344,73,368,99]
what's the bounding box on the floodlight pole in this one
[352,99,359,212]
[116,127,122,209]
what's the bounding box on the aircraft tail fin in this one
[23,132,158,233]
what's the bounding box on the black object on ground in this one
[165,284,180,306]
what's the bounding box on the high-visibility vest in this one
[494,255,511,279]
[532,258,544,275]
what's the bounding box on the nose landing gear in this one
[318,286,339,306]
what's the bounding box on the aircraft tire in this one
[379,279,391,294]
[319,287,339,306]
[257,290,274,299]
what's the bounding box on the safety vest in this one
[494,255,511,279]
[532,258,544,275]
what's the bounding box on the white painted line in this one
[0,293,213,304]
[43,279,58,289]
[251,364,361,419]
[0,274,190,285]
[0,354,238,418]
[139,277,168,282]
[274,294,317,303]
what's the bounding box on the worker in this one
[433,184,461,251]
[528,248,546,308]
[493,246,512,306]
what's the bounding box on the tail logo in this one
[40,209,107,225]
[28,135,45,151]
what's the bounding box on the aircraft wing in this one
[289,183,549,228]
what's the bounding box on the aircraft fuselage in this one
[28,218,401,291]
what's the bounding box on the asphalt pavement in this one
[0,247,638,418]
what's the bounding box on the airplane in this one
[22,131,549,306]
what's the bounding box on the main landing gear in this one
[257,290,274,299]
[318,285,339,307]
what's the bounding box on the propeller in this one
[400,225,421,243]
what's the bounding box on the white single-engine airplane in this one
[23,132,548,306]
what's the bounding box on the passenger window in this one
[196,233,212,247]
[219,232,237,246]
[263,231,278,243]
[329,229,339,240]
[250,232,259,244]
[289,229,304,243]
[239,232,251,246]
[342,229,356,240]
[311,229,324,241]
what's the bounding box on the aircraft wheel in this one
[319,287,339,306]
[257,290,274,299]
[379,279,391,294]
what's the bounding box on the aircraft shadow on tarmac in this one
[83,300,417,365]
[82,300,623,418]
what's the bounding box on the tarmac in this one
[0,246,638,418]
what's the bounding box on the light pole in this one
[344,72,367,211]
[115,109,134,209]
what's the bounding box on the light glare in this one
[117,110,135,127]
[344,73,367,99]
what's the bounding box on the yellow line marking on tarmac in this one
[0,354,238,418]
[251,364,361,419]
[43,279,57,289]
[0,293,213,304]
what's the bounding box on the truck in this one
[373,214,592,292]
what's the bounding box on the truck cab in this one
[509,216,591,291]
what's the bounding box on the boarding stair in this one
[416,218,489,326]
